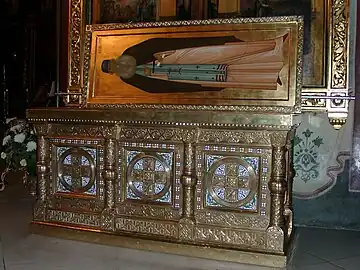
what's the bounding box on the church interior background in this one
[1,0,360,269]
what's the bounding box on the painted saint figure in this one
[101,35,286,93]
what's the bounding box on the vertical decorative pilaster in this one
[181,141,196,219]
[179,129,199,241]
[37,136,48,202]
[34,124,50,221]
[66,0,85,105]
[101,138,116,231]
[266,131,288,252]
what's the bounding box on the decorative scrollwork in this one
[33,123,50,136]
[116,203,180,220]
[195,226,266,248]
[270,132,287,148]
[52,196,102,212]
[37,136,49,203]
[331,0,348,89]
[47,209,100,227]
[69,0,82,88]
[294,15,304,114]
[196,211,269,229]
[120,127,178,141]
[301,92,327,108]
[115,217,178,238]
[200,129,271,145]
[49,124,117,138]
[88,16,304,32]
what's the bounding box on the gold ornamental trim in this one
[28,119,293,132]
[67,0,84,105]
[330,0,349,89]
[27,107,295,129]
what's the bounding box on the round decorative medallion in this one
[58,147,96,193]
[127,153,171,201]
[206,157,257,208]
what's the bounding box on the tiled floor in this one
[1,182,360,269]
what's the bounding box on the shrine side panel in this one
[194,142,272,249]
[46,138,105,227]
[115,140,183,239]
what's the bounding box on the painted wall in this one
[293,0,357,230]
[294,160,360,230]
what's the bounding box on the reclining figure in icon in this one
[101,35,286,93]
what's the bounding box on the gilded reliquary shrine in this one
[26,0,352,268]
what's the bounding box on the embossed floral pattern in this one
[293,129,324,183]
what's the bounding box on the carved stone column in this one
[101,137,117,231]
[34,124,50,221]
[267,131,288,252]
[179,129,198,241]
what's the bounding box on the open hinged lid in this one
[82,16,304,114]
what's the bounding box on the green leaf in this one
[293,136,302,146]
[303,129,313,138]
[312,137,324,147]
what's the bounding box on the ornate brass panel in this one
[47,209,100,227]
[194,226,266,249]
[52,195,103,212]
[119,142,182,205]
[116,217,179,238]
[28,108,296,266]
[116,203,180,220]
[43,138,106,215]
[49,139,104,197]
[195,144,271,226]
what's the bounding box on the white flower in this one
[20,159,27,167]
[26,141,37,152]
[30,130,34,135]
[1,152,6,159]
[2,135,11,146]
[10,124,23,133]
[14,133,26,143]
[5,117,16,124]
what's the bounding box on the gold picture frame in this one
[64,0,350,123]
[83,17,303,112]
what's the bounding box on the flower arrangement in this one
[0,118,37,191]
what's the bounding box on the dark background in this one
[239,0,312,54]
[0,0,58,122]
